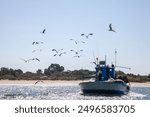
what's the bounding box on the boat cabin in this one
[95,61,116,81]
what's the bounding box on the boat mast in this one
[115,48,117,67]
[105,55,106,66]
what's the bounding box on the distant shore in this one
[0,80,81,85]
[0,80,150,87]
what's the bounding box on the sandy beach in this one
[130,82,150,87]
[0,80,81,85]
[0,80,150,87]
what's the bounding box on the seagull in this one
[32,49,42,53]
[70,49,83,55]
[52,49,64,56]
[20,58,31,63]
[81,34,85,36]
[109,24,116,32]
[75,52,78,54]
[32,41,43,45]
[53,54,57,56]
[32,42,36,45]
[32,58,40,62]
[69,39,79,44]
[41,28,46,34]
[36,42,39,44]
[75,41,78,44]
[59,52,66,56]
[81,33,93,38]
[86,33,93,38]
[74,55,82,58]
[90,62,97,65]
[52,49,58,53]
[34,80,44,85]
[35,58,40,62]
[20,58,40,62]
[70,49,74,51]
[81,41,85,43]
[52,49,63,53]
[75,50,83,54]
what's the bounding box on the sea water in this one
[0,84,149,100]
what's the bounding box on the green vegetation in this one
[117,71,150,82]
[0,63,150,82]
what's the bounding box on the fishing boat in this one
[79,58,130,95]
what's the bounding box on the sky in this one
[0,0,150,75]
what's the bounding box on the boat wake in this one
[127,92,147,99]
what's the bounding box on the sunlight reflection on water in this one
[0,84,149,100]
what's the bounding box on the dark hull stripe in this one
[82,89,128,95]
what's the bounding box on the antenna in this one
[116,66,131,70]
[93,52,96,63]
[114,49,131,70]
[115,48,117,67]
[105,55,107,66]
[96,57,99,65]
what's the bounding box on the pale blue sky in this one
[0,0,150,75]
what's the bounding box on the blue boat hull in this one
[79,80,130,95]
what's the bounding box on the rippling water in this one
[0,84,150,100]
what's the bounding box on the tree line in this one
[0,63,94,80]
[0,63,150,82]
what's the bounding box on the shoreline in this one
[0,80,82,85]
[0,80,150,87]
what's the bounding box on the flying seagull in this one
[90,62,97,65]
[70,49,83,55]
[20,58,40,63]
[81,33,93,38]
[32,41,43,45]
[41,28,46,34]
[74,55,82,58]
[109,24,116,32]
[32,58,40,62]
[52,49,63,53]
[59,52,67,56]
[32,49,42,53]
[20,58,31,63]
[53,54,57,56]
[69,39,79,44]
[34,80,44,85]
[52,49,64,56]
[32,41,36,45]
[86,33,93,38]
[81,41,85,43]
[81,34,85,36]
